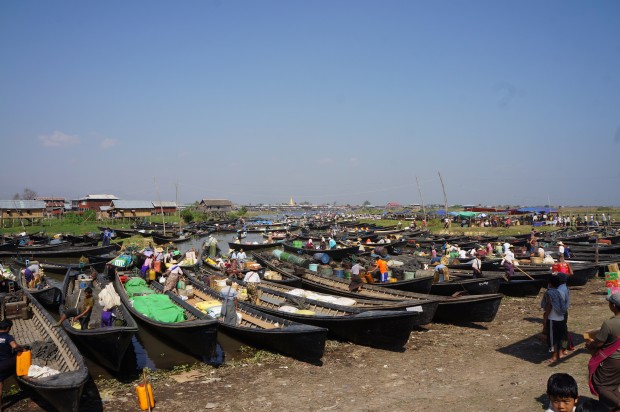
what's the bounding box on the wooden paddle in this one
[514,265,536,281]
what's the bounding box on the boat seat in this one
[259,295,282,307]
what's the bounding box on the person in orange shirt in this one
[370,257,389,282]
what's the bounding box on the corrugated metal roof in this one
[0,200,46,209]
[77,194,118,201]
[152,201,177,208]
[100,206,111,211]
[201,199,232,206]
[111,200,154,209]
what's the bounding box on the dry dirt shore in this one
[7,276,613,411]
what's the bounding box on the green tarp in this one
[124,277,154,298]
[131,294,186,323]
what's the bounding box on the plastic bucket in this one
[272,249,284,259]
[333,268,345,278]
[313,253,330,264]
[344,270,351,280]
[293,240,303,248]
[308,263,318,272]
[79,278,92,289]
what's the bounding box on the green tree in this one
[181,208,195,223]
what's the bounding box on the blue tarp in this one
[516,207,557,214]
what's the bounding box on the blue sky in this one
[1,1,619,206]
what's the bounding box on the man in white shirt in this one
[236,249,247,266]
[557,242,565,257]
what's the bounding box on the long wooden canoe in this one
[58,268,138,372]
[0,287,88,412]
[174,277,328,362]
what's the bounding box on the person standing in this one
[502,245,515,280]
[472,253,482,278]
[220,279,239,326]
[557,242,565,258]
[0,319,25,409]
[586,293,620,410]
[102,228,112,246]
[163,260,182,294]
[242,270,261,304]
[236,249,247,267]
[541,275,567,363]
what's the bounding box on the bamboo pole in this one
[438,172,449,231]
[415,176,427,226]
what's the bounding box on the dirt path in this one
[7,276,612,411]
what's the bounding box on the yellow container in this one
[16,349,31,376]
[136,383,155,410]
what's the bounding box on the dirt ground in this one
[6,275,614,411]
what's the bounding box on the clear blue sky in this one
[1,1,619,207]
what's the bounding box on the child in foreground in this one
[546,373,578,412]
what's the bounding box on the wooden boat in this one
[0,287,88,412]
[359,239,409,254]
[174,277,329,362]
[297,271,503,324]
[448,259,596,287]
[97,227,136,239]
[17,241,71,252]
[112,269,219,359]
[11,265,62,308]
[282,241,360,261]
[251,278,438,326]
[58,268,138,371]
[11,256,107,276]
[428,275,501,296]
[0,244,121,258]
[449,271,546,297]
[62,234,99,246]
[216,283,421,350]
[151,233,194,245]
[259,251,435,294]
[227,241,283,251]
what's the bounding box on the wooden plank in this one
[241,313,278,329]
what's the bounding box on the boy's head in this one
[547,373,578,412]
[84,287,93,296]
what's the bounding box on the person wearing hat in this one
[502,245,515,280]
[153,247,164,275]
[163,259,182,294]
[557,242,565,258]
[586,293,620,410]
